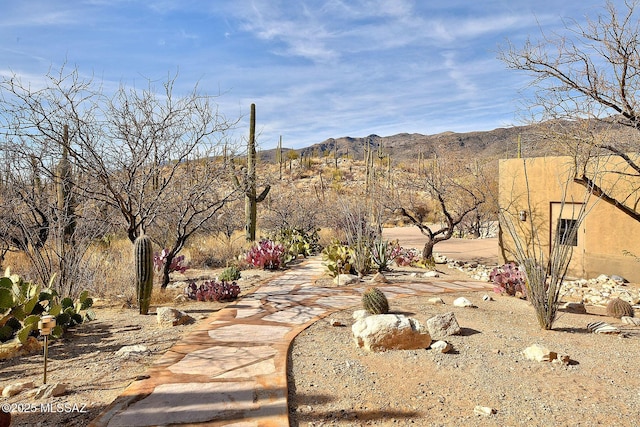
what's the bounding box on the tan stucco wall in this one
[499,156,640,283]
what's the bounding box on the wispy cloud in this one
[0,0,609,148]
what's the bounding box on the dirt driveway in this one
[382,226,498,265]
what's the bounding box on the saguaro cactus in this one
[233,104,270,242]
[57,124,76,240]
[134,235,154,315]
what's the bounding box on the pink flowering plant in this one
[245,239,286,270]
[490,262,527,297]
[154,248,188,274]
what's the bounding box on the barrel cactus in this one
[134,235,154,315]
[362,287,389,314]
[606,298,634,319]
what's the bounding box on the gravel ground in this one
[287,285,640,427]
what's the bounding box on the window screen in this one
[557,218,578,246]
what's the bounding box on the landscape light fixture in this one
[38,315,56,384]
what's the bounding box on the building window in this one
[557,218,578,246]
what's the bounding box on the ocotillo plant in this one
[232,104,270,242]
[134,234,154,315]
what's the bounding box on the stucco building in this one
[499,155,640,283]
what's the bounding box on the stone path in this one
[90,257,491,427]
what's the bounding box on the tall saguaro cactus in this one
[134,234,154,315]
[57,125,76,240]
[56,124,77,293]
[233,104,270,242]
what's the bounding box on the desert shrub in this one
[184,280,240,302]
[153,249,188,274]
[186,232,245,268]
[371,240,402,272]
[87,236,135,299]
[322,241,354,277]
[490,262,527,297]
[219,266,241,282]
[245,239,286,270]
[394,247,421,267]
[272,227,321,262]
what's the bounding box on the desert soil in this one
[2,229,640,427]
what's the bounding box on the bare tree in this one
[500,0,640,221]
[0,66,240,294]
[396,154,486,261]
[150,158,240,289]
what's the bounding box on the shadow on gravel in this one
[459,327,481,336]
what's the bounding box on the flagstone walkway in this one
[90,257,491,427]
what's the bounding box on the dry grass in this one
[184,231,249,269]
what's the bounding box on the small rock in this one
[426,312,461,338]
[523,344,557,362]
[2,381,34,397]
[595,274,610,283]
[552,354,571,366]
[482,294,494,301]
[370,272,389,283]
[329,318,345,327]
[334,274,359,286]
[423,271,440,278]
[560,302,587,314]
[430,340,452,353]
[453,297,475,308]
[587,321,620,334]
[116,345,151,358]
[474,405,496,416]
[0,409,10,427]
[611,275,627,284]
[621,316,640,326]
[29,383,67,399]
[434,255,447,264]
[428,297,445,305]
[156,307,194,327]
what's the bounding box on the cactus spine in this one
[362,287,389,314]
[134,235,154,315]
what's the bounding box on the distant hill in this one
[258,124,539,162]
[257,119,638,163]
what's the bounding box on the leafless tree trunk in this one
[396,154,487,261]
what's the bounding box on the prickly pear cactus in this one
[134,235,154,315]
[606,298,634,319]
[362,287,389,314]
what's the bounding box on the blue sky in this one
[0,0,606,149]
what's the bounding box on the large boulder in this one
[352,314,431,352]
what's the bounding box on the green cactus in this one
[219,266,241,282]
[362,286,389,314]
[606,298,634,318]
[231,104,271,242]
[134,235,154,315]
[57,124,76,240]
